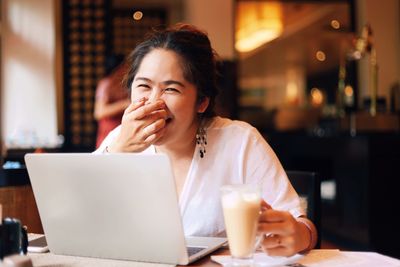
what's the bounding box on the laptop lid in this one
[25,153,225,265]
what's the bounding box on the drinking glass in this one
[221,184,261,266]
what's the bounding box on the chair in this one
[286,170,321,248]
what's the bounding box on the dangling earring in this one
[196,120,207,158]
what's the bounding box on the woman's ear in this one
[197,97,210,113]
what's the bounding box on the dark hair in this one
[124,23,219,118]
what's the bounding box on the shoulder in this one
[95,77,113,98]
[97,77,112,89]
[207,116,263,141]
[206,117,274,161]
[208,116,255,131]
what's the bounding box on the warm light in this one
[310,88,324,106]
[344,85,353,96]
[316,51,326,61]
[236,2,283,53]
[344,85,354,106]
[133,11,143,21]
[286,81,299,105]
[331,20,340,29]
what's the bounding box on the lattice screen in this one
[63,0,110,151]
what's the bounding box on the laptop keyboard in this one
[187,246,206,256]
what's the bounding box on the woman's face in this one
[130,48,209,147]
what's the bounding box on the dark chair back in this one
[286,170,321,248]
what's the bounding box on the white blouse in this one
[95,116,304,237]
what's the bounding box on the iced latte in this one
[221,184,261,260]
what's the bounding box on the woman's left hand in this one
[257,200,311,257]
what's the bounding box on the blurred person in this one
[94,54,131,148]
[95,24,317,256]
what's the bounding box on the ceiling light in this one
[316,51,326,61]
[133,11,143,21]
[331,20,340,29]
[236,2,283,53]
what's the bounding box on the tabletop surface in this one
[26,248,400,267]
[25,234,400,267]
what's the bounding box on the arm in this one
[94,78,131,120]
[241,127,317,256]
[94,98,131,120]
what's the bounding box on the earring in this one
[196,124,207,158]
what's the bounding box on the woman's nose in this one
[147,88,163,104]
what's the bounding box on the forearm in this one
[94,99,130,120]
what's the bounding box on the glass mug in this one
[221,184,262,266]
[0,218,28,260]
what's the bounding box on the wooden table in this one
[0,185,43,233]
[26,248,400,267]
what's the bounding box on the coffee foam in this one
[243,193,260,203]
[222,191,260,208]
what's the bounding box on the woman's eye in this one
[165,88,179,93]
[137,84,150,90]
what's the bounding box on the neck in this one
[156,137,196,161]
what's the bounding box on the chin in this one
[154,122,173,146]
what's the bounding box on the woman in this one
[96,23,317,256]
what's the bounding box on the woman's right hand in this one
[107,98,167,153]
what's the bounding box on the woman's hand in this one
[258,200,312,257]
[107,98,168,153]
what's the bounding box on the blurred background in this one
[1,0,399,259]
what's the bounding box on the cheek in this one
[168,99,197,120]
[131,89,148,102]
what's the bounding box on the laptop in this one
[25,153,226,265]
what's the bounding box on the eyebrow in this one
[134,77,185,87]
[134,77,151,83]
[163,80,185,87]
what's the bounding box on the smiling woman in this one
[94,23,317,257]
[102,24,216,155]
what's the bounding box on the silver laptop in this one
[25,153,226,265]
